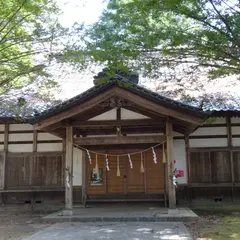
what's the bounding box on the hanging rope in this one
[74,141,166,157]
[95,153,99,175]
[162,142,167,163]
[117,156,120,176]
[140,152,144,173]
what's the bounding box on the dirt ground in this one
[0,203,239,240]
[0,205,59,240]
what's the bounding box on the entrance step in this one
[86,193,167,206]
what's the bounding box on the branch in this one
[0,0,27,33]
[209,0,235,39]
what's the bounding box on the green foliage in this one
[68,0,240,78]
[0,0,68,93]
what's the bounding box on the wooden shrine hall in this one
[30,72,206,213]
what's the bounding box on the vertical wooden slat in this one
[166,120,176,209]
[3,123,9,189]
[227,116,234,201]
[65,126,73,210]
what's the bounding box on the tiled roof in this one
[28,81,207,124]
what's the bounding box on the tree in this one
[0,0,70,94]
[68,0,240,79]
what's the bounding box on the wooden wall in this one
[185,116,240,201]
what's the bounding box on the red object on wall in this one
[173,160,176,164]
[176,170,184,177]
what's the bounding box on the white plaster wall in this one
[9,133,33,141]
[191,127,227,136]
[38,133,61,141]
[0,134,4,142]
[213,117,226,124]
[0,125,5,131]
[89,109,116,120]
[232,138,240,147]
[173,139,187,184]
[189,138,227,148]
[37,143,63,152]
[232,126,240,135]
[8,144,33,152]
[231,117,240,124]
[73,147,82,186]
[9,124,33,131]
[121,108,149,119]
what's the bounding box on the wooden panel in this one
[5,154,64,188]
[87,153,106,195]
[190,152,211,183]
[145,149,164,193]
[107,155,124,193]
[233,152,240,182]
[211,152,231,183]
[127,154,145,193]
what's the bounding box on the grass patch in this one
[202,214,240,240]
[189,203,240,240]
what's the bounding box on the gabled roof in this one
[28,81,207,124]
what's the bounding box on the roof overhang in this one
[29,82,207,137]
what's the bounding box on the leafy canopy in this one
[69,0,240,79]
[0,0,69,94]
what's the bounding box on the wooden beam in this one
[72,119,164,128]
[35,89,116,130]
[73,135,165,145]
[65,126,73,211]
[115,87,203,125]
[166,121,176,209]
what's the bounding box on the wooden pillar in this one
[65,126,73,212]
[185,135,192,203]
[2,123,9,189]
[227,117,234,201]
[166,120,176,209]
[81,151,87,205]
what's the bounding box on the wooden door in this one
[144,149,165,193]
[127,154,145,193]
[107,155,125,194]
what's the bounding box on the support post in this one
[166,120,176,210]
[64,125,73,215]
[227,117,234,201]
[185,135,192,204]
[81,151,87,205]
[3,123,9,189]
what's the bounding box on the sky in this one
[53,0,106,99]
